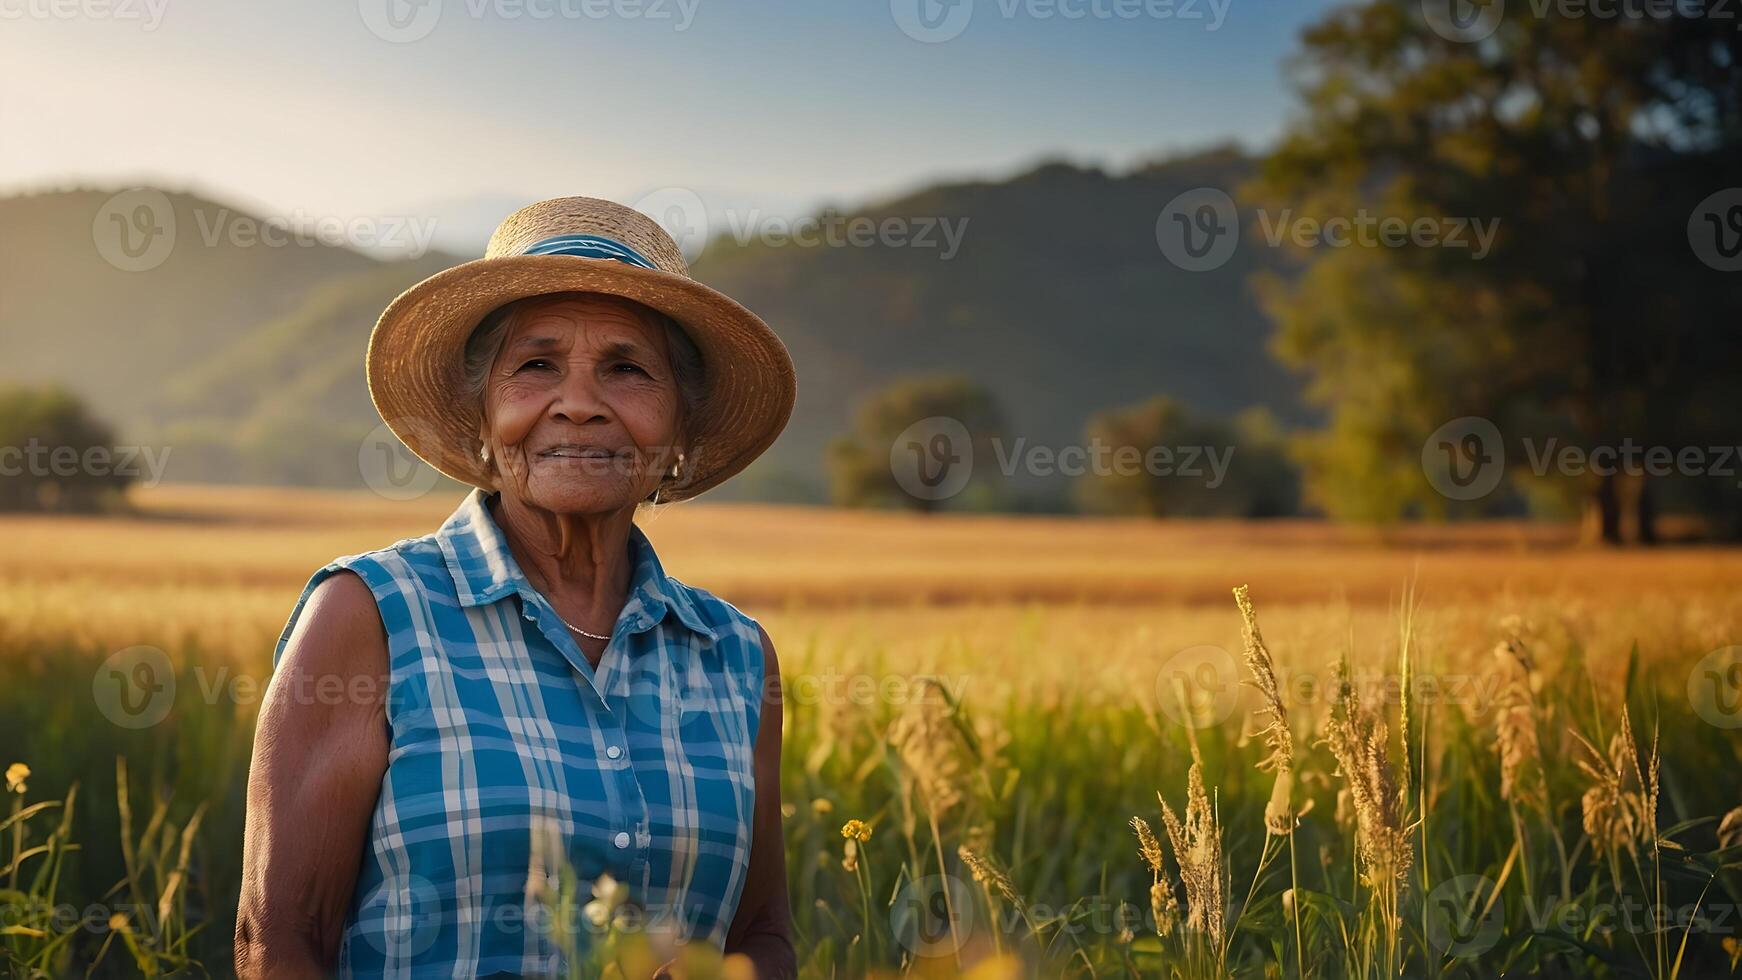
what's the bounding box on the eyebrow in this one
[505,336,650,360]
[506,335,563,356]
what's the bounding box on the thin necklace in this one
[551,610,612,642]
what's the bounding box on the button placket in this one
[601,698,651,882]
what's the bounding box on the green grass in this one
[5,590,1741,978]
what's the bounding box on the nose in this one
[547,364,612,426]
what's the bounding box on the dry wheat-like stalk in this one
[1233,586,1298,836]
[1233,585,1293,774]
[1131,815,1165,875]
[887,688,966,818]
[958,844,1020,905]
[1130,816,1181,937]
[1158,761,1226,940]
[1321,660,1413,888]
[1574,705,1658,860]
[1492,635,1546,812]
[1718,806,1742,852]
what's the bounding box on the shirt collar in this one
[435,487,718,643]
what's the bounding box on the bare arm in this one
[721,625,797,979]
[235,570,390,978]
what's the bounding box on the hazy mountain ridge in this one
[1,151,1299,501]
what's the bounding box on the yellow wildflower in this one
[5,763,28,795]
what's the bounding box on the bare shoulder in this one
[271,569,389,710]
[755,622,780,677]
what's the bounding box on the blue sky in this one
[3,0,1340,239]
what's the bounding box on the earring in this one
[479,444,491,464]
[670,451,685,479]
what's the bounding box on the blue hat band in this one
[521,233,659,270]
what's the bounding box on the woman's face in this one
[479,292,683,516]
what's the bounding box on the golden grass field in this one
[8,483,1742,681]
[4,483,1742,977]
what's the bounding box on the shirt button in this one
[613,831,631,849]
[605,745,622,760]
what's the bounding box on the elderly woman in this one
[235,198,798,979]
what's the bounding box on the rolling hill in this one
[0,149,1300,503]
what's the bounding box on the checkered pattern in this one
[272,488,766,978]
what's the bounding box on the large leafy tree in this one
[1253,0,1742,541]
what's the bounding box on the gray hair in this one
[461,292,706,444]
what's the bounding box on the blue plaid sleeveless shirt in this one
[271,487,766,977]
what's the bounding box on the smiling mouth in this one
[536,446,626,460]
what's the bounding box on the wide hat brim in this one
[366,254,796,502]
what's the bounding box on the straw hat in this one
[367,196,795,502]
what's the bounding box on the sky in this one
[3,0,1340,247]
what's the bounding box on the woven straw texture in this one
[366,196,796,502]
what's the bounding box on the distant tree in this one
[1074,397,1300,518]
[827,375,1006,512]
[0,384,134,512]
[1251,0,1742,543]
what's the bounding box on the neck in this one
[488,491,637,631]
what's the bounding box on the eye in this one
[517,358,556,373]
[612,362,648,376]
